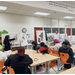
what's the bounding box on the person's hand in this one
[9,41,11,44]
[11,46,12,49]
[15,36,17,40]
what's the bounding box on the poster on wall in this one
[68,36,75,44]
[36,30,46,44]
[21,34,27,46]
[26,34,34,45]
[72,36,75,44]
[59,34,67,42]
[47,33,54,43]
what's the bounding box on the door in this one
[34,27,43,43]
[66,28,71,36]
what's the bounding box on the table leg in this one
[47,61,51,74]
[57,59,59,74]
[34,66,36,74]
[31,66,34,74]
[45,62,47,74]
[47,62,49,74]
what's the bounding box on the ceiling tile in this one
[9,3,22,9]
[5,7,18,12]
[0,1,11,7]
[0,10,5,12]
[20,5,34,10]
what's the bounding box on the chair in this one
[59,52,74,70]
[49,50,59,57]
[59,52,70,64]
[7,67,15,74]
[52,50,59,57]
[48,48,51,54]
[0,61,7,73]
[70,44,72,47]
[43,53,57,73]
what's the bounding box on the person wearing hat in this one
[53,39,62,51]
[4,47,33,74]
[59,41,74,69]
[0,45,7,61]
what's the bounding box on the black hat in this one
[62,41,69,45]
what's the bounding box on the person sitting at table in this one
[59,41,74,69]
[53,39,62,51]
[0,45,7,61]
[39,42,48,54]
[62,39,71,47]
[32,41,42,69]
[32,41,40,52]
[4,47,33,74]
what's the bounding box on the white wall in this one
[0,12,75,40]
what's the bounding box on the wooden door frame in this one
[34,27,43,43]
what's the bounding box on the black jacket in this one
[4,54,33,74]
[4,38,15,51]
[32,45,40,51]
[59,45,74,63]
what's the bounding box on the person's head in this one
[39,42,48,47]
[54,39,60,44]
[32,41,37,46]
[4,35,10,44]
[17,47,25,56]
[62,41,69,46]
[0,45,3,51]
[55,30,58,34]
[65,39,68,41]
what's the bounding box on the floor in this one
[1,61,74,74]
[0,65,73,74]
[36,65,68,74]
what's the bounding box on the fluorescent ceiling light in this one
[0,6,7,10]
[63,16,74,19]
[34,12,50,16]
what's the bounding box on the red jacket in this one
[39,47,48,52]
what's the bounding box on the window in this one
[44,28,51,40]
[52,28,58,33]
[72,28,75,35]
[59,28,65,34]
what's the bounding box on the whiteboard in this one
[1,33,22,47]
[1,33,34,47]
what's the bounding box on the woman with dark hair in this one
[4,35,17,51]
[32,41,40,52]
[39,42,48,54]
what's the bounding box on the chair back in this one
[0,61,7,73]
[60,52,70,64]
[43,53,57,68]
[52,50,59,57]
[48,48,51,54]
[7,67,15,74]
[70,44,72,47]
